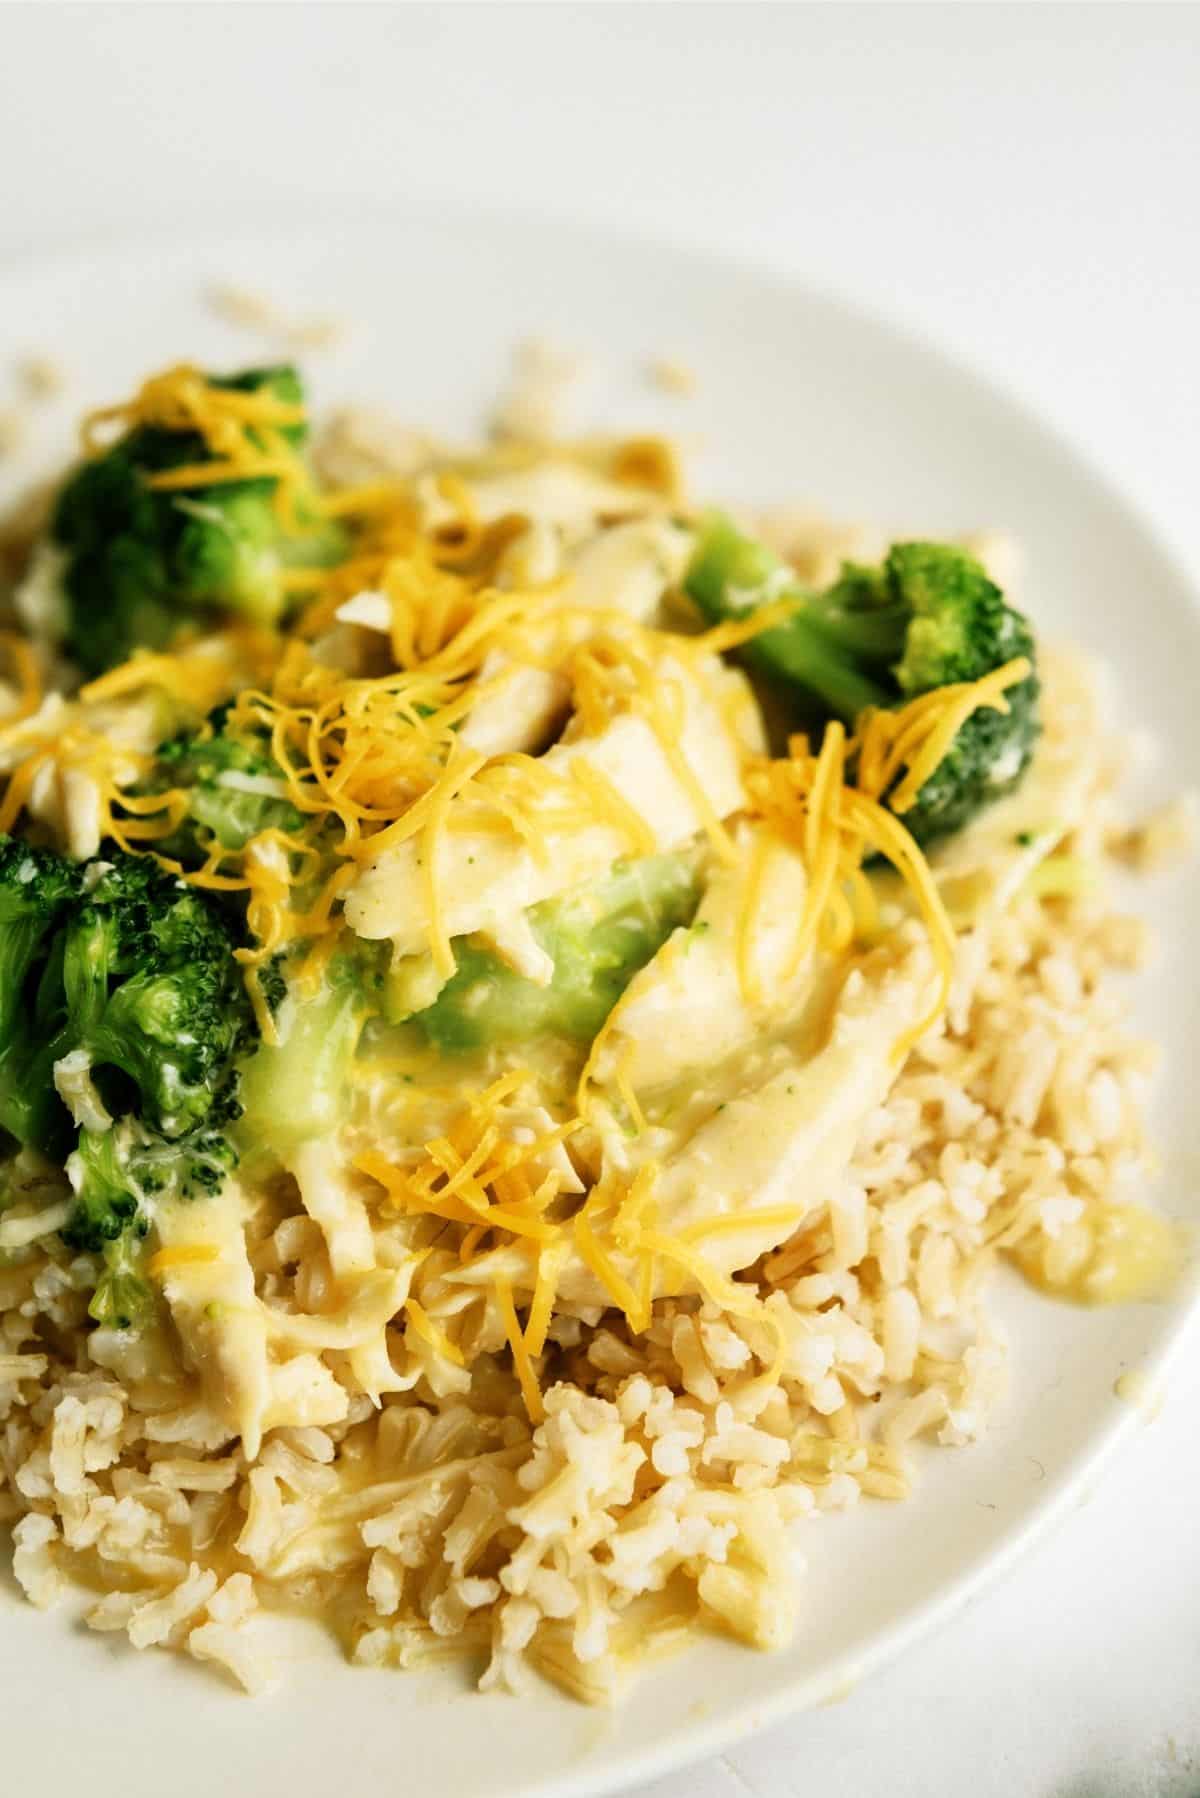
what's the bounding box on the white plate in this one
[1,215,1197,1798]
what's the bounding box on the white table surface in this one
[2,7,1199,1795]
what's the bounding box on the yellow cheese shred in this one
[573,1196,644,1327]
[613,1045,649,1135]
[676,1205,807,1247]
[523,1239,569,1358]
[631,658,736,865]
[81,363,311,521]
[404,1298,466,1368]
[494,1275,545,1424]
[0,725,190,854]
[855,657,1032,813]
[733,826,774,1007]
[78,637,267,714]
[82,364,306,450]
[0,631,42,726]
[742,651,1026,1060]
[147,1243,220,1278]
[568,759,658,859]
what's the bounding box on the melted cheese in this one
[1014,1198,1183,1305]
[557,940,937,1310]
[929,648,1103,1027]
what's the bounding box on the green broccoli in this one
[57,855,251,1140]
[49,366,345,676]
[144,703,305,863]
[62,1106,240,1254]
[66,1113,234,1325]
[235,856,698,1149]
[412,852,700,1051]
[686,516,1040,844]
[0,839,84,1152]
[0,836,251,1263]
[87,1227,155,1332]
[236,946,379,1156]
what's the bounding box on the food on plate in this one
[0,361,1184,1700]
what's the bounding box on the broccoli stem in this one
[685,512,892,722]
[799,598,909,663]
[737,612,892,722]
[88,1231,155,1332]
[0,1044,70,1160]
[413,852,700,1052]
[236,974,367,1154]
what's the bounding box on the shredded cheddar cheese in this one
[81,363,312,525]
[147,1242,220,1278]
[355,1075,590,1420]
[77,634,276,713]
[733,827,775,1007]
[494,1275,545,1423]
[0,632,42,725]
[0,726,188,857]
[405,1298,466,1368]
[740,658,1028,1061]
[856,657,1032,815]
[573,1187,643,1329]
[613,1045,649,1136]
[82,364,306,453]
[747,740,957,1056]
[523,1239,569,1358]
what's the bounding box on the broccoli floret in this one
[59,854,252,1139]
[62,1125,145,1251]
[50,366,346,676]
[0,836,250,1268]
[686,516,1040,844]
[686,515,906,722]
[87,1228,155,1332]
[0,840,85,1153]
[62,1108,239,1255]
[257,951,290,1018]
[236,946,377,1155]
[412,853,700,1051]
[885,543,1040,842]
[146,704,304,862]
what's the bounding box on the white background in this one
[2,7,1199,1795]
